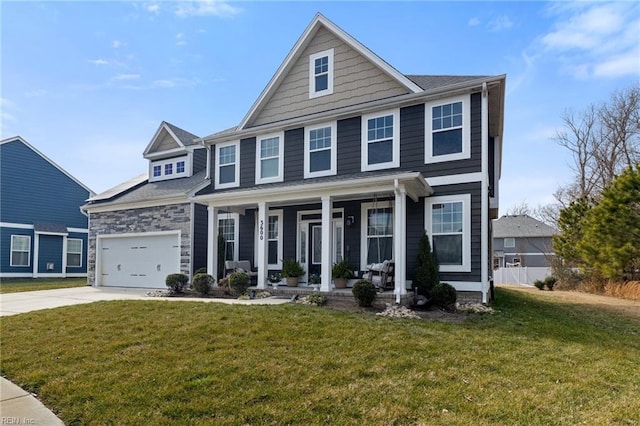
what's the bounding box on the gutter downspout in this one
[481,82,489,304]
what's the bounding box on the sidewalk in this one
[0,377,64,425]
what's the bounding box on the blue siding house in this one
[1,136,94,278]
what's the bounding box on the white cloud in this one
[175,0,242,18]
[488,15,514,32]
[110,73,141,82]
[468,17,480,27]
[145,3,160,14]
[176,33,187,46]
[153,80,175,88]
[88,59,109,65]
[112,40,123,48]
[593,49,640,78]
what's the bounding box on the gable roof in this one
[143,121,200,159]
[0,136,95,195]
[493,215,558,238]
[406,75,491,91]
[238,13,423,130]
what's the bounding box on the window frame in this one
[67,238,83,268]
[10,235,31,267]
[149,155,190,182]
[360,202,394,270]
[309,48,334,99]
[424,194,471,273]
[304,122,337,179]
[255,132,284,184]
[425,94,471,164]
[215,141,240,189]
[504,237,515,248]
[218,213,239,262]
[267,210,283,269]
[361,108,400,171]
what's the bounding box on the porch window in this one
[361,109,400,171]
[67,238,83,268]
[425,94,470,163]
[425,194,471,272]
[216,141,239,188]
[361,203,393,268]
[304,122,336,178]
[256,133,283,184]
[309,49,334,98]
[10,235,30,267]
[218,213,239,261]
[267,211,283,268]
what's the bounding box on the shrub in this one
[165,273,188,294]
[194,267,208,276]
[534,279,545,290]
[228,271,250,296]
[304,293,327,306]
[192,273,214,295]
[544,276,558,291]
[431,282,457,311]
[413,232,439,296]
[352,279,377,307]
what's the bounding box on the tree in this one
[413,232,439,296]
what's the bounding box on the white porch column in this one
[393,181,407,302]
[61,235,68,278]
[207,205,218,283]
[320,195,333,292]
[256,201,268,289]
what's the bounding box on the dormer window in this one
[165,164,173,175]
[153,165,162,177]
[149,155,190,182]
[309,49,334,98]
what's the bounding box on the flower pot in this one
[286,277,299,287]
[334,278,348,289]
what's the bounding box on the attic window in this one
[309,49,334,98]
[149,155,190,182]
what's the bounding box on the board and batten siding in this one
[250,26,409,127]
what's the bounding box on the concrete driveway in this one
[0,286,290,317]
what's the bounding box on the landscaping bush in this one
[194,267,208,276]
[304,293,327,306]
[228,271,250,296]
[352,279,377,307]
[431,282,457,311]
[192,273,214,295]
[413,232,439,296]
[165,273,188,294]
[544,276,558,291]
[534,279,545,290]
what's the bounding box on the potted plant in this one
[281,258,304,287]
[308,273,321,291]
[268,273,281,289]
[332,259,353,289]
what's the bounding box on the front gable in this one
[241,13,422,129]
[143,122,191,160]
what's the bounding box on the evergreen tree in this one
[553,197,592,266]
[413,232,439,296]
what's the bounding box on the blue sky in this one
[1,1,638,214]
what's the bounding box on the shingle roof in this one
[405,75,490,91]
[163,121,200,146]
[493,215,558,238]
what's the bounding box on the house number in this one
[259,220,264,240]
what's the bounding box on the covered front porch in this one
[193,171,432,303]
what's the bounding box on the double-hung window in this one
[256,133,283,184]
[218,213,239,262]
[425,194,471,272]
[267,211,283,268]
[67,238,83,268]
[215,142,239,188]
[425,95,470,163]
[304,122,336,178]
[361,109,400,171]
[309,49,334,98]
[10,235,30,267]
[153,165,162,177]
[360,202,393,268]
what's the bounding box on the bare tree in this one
[505,200,530,216]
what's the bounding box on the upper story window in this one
[309,49,334,99]
[425,194,471,272]
[256,133,284,184]
[215,141,239,189]
[10,235,30,267]
[149,155,190,182]
[425,94,470,163]
[304,122,336,178]
[361,109,400,171]
[67,238,83,268]
[504,237,515,248]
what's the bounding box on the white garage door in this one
[99,234,180,288]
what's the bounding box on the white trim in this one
[67,227,89,234]
[149,155,191,182]
[445,281,483,292]
[1,222,34,230]
[10,235,31,267]
[66,238,83,268]
[215,140,240,189]
[218,212,240,262]
[304,121,337,179]
[425,194,471,273]
[481,82,489,304]
[309,48,334,98]
[84,197,190,213]
[426,172,482,187]
[361,108,400,171]
[502,252,555,256]
[255,210,284,269]
[425,94,471,164]
[360,201,394,270]
[503,237,515,248]
[255,132,284,184]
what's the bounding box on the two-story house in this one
[1,136,94,278]
[83,121,209,288]
[193,14,506,303]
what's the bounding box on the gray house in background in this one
[492,214,557,269]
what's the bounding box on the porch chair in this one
[225,260,258,279]
[364,260,395,292]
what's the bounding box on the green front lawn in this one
[1,288,639,425]
[0,278,87,294]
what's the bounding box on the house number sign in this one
[259,220,264,240]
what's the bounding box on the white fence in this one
[493,266,553,286]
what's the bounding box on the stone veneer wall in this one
[87,203,193,285]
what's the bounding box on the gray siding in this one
[336,116,361,175]
[400,104,425,170]
[193,148,208,174]
[192,203,208,273]
[284,128,304,182]
[238,210,256,263]
[240,137,256,188]
[405,197,425,281]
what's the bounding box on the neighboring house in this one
[193,13,506,303]
[0,136,94,278]
[493,214,557,269]
[83,122,209,288]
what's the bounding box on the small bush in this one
[304,293,327,306]
[431,282,457,311]
[544,276,558,291]
[228,271,250,296]
[352,279,377,307]
[192,273,214,295]
[194,267,208,275]
[165,273,188,293]
[534,280,545,290]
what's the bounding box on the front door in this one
[298,217,344,284]
[308,223,322,278]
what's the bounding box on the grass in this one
[1,288,639,425]
[0,278,87,294]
